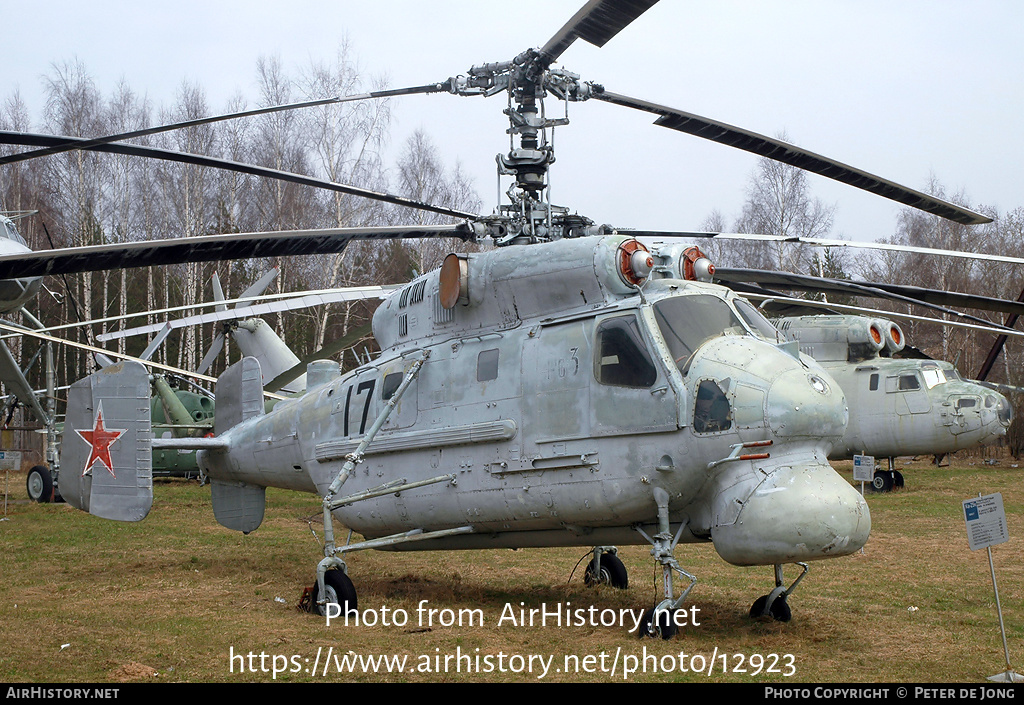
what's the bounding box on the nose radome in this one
[711,462,870,567]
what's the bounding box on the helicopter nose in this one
[711,459,870,566]
[765,367,847,442]
[993,393,1013,428]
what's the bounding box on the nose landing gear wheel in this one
[639,607,678,639]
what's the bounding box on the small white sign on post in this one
[852,454,875,483]
[0,450,21,471]
[962,491,1022,683]
[963,492,1009,551]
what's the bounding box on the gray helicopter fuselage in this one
[198,235,870,567]
[777,315,1011,460]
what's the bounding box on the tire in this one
[893,470,905,488]
[311,570,358,618]
[769,595,792,622]
[870,471,894,493]
[584,551,629,589]
[750,594,792,622]
[639,607,677,639]
[26,465,53,503]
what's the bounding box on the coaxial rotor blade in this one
[540,0,659,65]
[741,292,1024,342]
[714,268,1024,321]
[0,84,453,167]
[0,223,473,280]
[0,131,477,221]
[592,91,991,226]
[628,230,1020,266]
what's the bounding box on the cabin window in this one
[869,373,879,391]
[654,295,746,372]
[477,349,499,382]
[694,380,732,433]
[921,365,948,389]
[898,373,921,391]
[595,316,657,388]
[381,372,403,400]
[957,398,977,409]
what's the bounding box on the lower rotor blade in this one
[0,131,478,221]
[0,224,472,280]
[592,90,992,226]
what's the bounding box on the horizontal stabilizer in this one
[62,360,153,521]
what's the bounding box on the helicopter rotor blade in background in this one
[593,91,992,226]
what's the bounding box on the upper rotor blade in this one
[0,84,452,167]
[541,0,659,64]
[0,131,477,221]
[593,91,992,226]
[0,224,472,280]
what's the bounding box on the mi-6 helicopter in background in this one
[702,258,1020,491]
[1,0,1013,634]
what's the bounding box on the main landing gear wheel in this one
[26,465,53,503]
[311,570,358,618]
[639,606,678,640]
[584,550,628,589]
[869,470,894,493]
[749,594,792,622]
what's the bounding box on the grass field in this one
[1,456,1021,683]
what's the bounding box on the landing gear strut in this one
[749,563,808,622]
[634,488,697,639]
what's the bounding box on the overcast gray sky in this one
[3,0,1022,244]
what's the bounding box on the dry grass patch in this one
[1,461,1021,683]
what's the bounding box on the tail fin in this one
[62,360,153,522]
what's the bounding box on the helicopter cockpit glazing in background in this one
[652,293,778,373]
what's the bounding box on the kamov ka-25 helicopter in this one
[4,0,1003,635]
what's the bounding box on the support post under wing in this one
[62,360,153,522]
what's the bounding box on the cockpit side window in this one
[734,298,780,341]
[653,295,746,371]
[595,316,657,388]
[694,379,732,433]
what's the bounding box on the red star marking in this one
[76,403,126,478]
